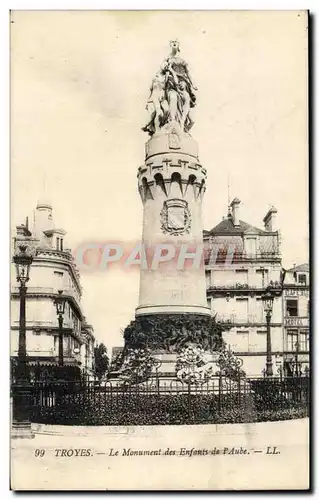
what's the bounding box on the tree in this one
[94,343,109,380]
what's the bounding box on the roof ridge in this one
[205,217,265,235]
[287,263,309,272]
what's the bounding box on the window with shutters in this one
[299,330,309,351]
[235,297,248,323]
[286,299,298,317]
[235,269,248,285]
[287,330,298,351]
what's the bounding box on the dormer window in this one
[245,237,257,257]
[298,273,307,285]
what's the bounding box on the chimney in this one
[263,206,278,232]
[16,223,31,237]
[230,197,241,227]
[34,201,53,233]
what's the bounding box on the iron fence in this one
[30,373,309,426]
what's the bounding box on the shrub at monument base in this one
[121,314,226,354]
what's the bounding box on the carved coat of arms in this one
[160,198,191,236]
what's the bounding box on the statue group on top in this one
[142,40,197,136]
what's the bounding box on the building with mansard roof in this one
[11,201,95,377]
[108,197,309,378]
[204,198,284,376]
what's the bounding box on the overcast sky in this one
[11,10,308,351]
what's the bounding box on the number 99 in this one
[34,449,45,457]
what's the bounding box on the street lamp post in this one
[12,244,34,438]
[262,286,275,377]
[275,355,283,381]
[54,290,66,367]
[73,344,81,374]
[294,340,301,377]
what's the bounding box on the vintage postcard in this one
[10,10,309,490]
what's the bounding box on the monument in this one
[137,39,209,317]
[115,41,224,380]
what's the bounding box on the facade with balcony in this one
[282,263,309,376]
[204,198,284,376]
[11,202,95,376]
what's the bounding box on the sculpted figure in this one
[178,79,195,132]
[143,40,197,135]
[142,72,169,136]
[161,39,197,132]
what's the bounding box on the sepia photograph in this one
[10,9,309,490]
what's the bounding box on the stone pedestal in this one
[11,422,34,439]
[11,383,34,439]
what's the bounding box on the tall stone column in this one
[136,131,210,317]
[119,41,222,373]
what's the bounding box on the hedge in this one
[31,392,308,426]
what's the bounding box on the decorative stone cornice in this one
[34,248,82,295]
[11,287,85,321]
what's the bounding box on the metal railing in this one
[215,314,265,325]
[204,251,281,265]
[29,373,309,426]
